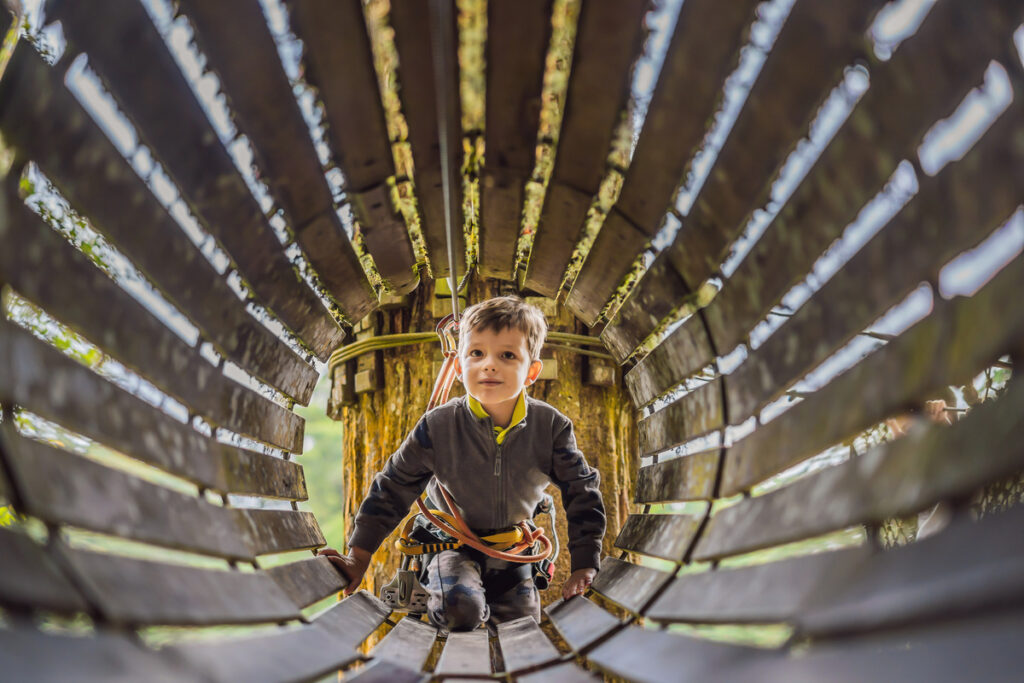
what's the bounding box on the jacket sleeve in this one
[549,417,606,572]
[347,417,435,554]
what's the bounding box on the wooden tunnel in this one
[1,0,1023,680]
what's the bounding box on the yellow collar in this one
[468,391,527,444]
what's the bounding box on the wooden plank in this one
[265,556,347,609]
[289,0,418,294]
[727,100,1024,424]
[635,450,720,504]
[566,0,761,324]
[0,627,194,683]
[614,513,703,562]
[720,244,1024,497]
[638,379,723,457]
[236,509,325,556]
[389,0,464,280]
[585,625,766,683]
[0,43,317,402]
[177,0,377,323]
[523,0,649,296]
[702,0,1022,357]
[168,624,361,683]
[496,615,560,672]
[344,659,428,683]
[51,1,345,359]
[698,373,1024,560]
[434,629,491,676]
[312,591,392,651]
[0,317,305,499]
[624,315,716,408]
[646,546,869,624]
[517,662,600,683]
[544,596,621,652]
[0,526,89,614]
[0,194,303,452]
[58,547,302,626]
[370,616,437,672]
[591,556,673,614]
[478,0,551,280]
[799,507,1024,638]
[1,430,255,561]
[606,1,885,356]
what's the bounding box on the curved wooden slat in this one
[495,615,560,673]
[518,662,600,683]
[726,100,1024,425]
[177,0,377,323]
[590,556,673,614]
[698,375,1024,560]
[289,0,418,294]
[236,509,325,556]
[58,547,302,626]
[0,194,303,452]
[369,616,436,672]
[265,556,346,609]
[0,43,318,402]
[635,451,719,504]
[721,247,1024,497]
[523,0,649,296]
[566,0,762,324]
[605,0,886,357]
[51,0,345,359]
[0,318,306,499]
[624,314,716,408]
[390,0,464,280]
[638,379,723,457]
[344,660,428,683]
[434,629,491,676]
[478,0,552,280]
[0,527,89,615]
[544,595,621,653]
[613,513,703,562]
[312,591,391,651]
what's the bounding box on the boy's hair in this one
[458,296,547,360]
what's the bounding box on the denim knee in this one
[441,584,488,631]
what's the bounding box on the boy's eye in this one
[469,349,483,357]
[501,351,516,360]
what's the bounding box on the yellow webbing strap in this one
[395,509,525,555]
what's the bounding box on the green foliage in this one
[294,374,347,549]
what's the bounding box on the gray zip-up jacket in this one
[348,395,606,571]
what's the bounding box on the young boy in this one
[321,296,605,630]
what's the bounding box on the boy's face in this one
[456,325,543,413]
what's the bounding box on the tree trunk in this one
[329,278,637,621]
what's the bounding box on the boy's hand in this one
[319,546,372,595]
[561,568,596,600]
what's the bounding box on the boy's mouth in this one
[479,379,502,386]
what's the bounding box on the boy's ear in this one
[525,359,543,385]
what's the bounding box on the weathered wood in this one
[312,591,392,651]
[800,507,1024,637]
[635,450,720,504]
[638,379,723,457]
[478,0,551,280]
[0,317,306,499]
[624,315,716,408]
[264,556,346,609]
[168,624,361,683]
[369,616,436,672]
[0,526,89,614]
[614,513,703,562]
[585,625,765,683]
[52,0,347,359]
[606,1,885,357]
[703,0,1021,357]
[566,0,762,324]
[434,629,491,676]
[727,100,1024,424]
[591,556,673,614]
[0,627,194,683]
[517,662,600,683]
[0,43,317,402]
[289,0,418,294]
[495,615,560,672]
[523,0,649,296]
[236,509,325,556]
[344,660,428,683]
[698,374,1024,560]
[545,596,621,652]
[0,195,303,452]
[721,245,1024,496]
[389,0,464,279]
[1,430,255,561]
[646,546,869,624]
[58,547,301,626]
[177,0,377,323]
